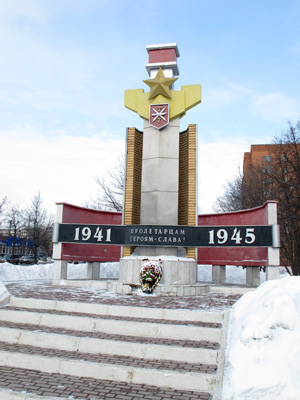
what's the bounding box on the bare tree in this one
[0,197,7,226]
[264,121,300,275]
[85,156,124,211]
[214,119,300,275]
[25,193,54,262]
[5,204,24,257]
[214,165,271,213]
[214,170,244,212]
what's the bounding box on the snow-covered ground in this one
[0,261,298,400]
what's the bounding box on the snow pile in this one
[0,282,10,306]
[223,276,300,400]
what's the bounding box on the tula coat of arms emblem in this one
[149,104,169,130]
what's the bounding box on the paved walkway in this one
[5,280,242,312]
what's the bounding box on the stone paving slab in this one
[0,366,212,399]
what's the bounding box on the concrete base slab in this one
[51,278,257,297]
[210,286,255,295]
[107,281,210,297]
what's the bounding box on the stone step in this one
[0,320,219,350]
[0,295,227,399]
[0,323,219,364]
[9,296,224,323]
[0,341,217,375]
[0,342,216,393]
[0,307,222,343]
[0,365,212,399]
[6,306,223,328]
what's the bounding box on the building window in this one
[263,166,272,174]
[263,190,272,197]
[263,155,272,162]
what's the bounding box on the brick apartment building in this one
[243,144,278,172]
[243,144,280,200]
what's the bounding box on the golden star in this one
[143,67,178,99]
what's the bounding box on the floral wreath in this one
[139,259,163,293]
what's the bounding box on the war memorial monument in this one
[52,43,280,294]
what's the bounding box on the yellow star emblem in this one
[143,67,178,100]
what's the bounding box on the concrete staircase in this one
[0,296,229,400]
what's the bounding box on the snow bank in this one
[223,276,300,400]
[0,262,54,282]
[0,282,10,306]
[0,262,119,283]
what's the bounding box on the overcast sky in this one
[1,0,300,215]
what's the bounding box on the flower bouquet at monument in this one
[140,260,162,293]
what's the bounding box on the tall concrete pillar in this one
[118,43,201,288]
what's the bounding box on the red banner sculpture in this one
[53,201,279,267]
[54,203,122,263]
[197,201,279,266]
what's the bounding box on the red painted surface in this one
[57,203,122,263]
[61,243,121,263]
[149,104,169,130]
[148,48,177,63]
[197,202,272,226]
[197,202,275,266]
[197,248,269,267]
[58,203,122,225]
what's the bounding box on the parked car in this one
[3,254,21,264]
[19,255,35,265]
[38,256,48,263]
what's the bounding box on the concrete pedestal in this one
[212,265,226,285]
[87,262,100,280]
[119,257,196,285]
[53,260,68,285]
[137,119,180,257]
[109,256,202,297]
[246,266,260,287]
[266,266,280,280]
[140,119,180,226]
